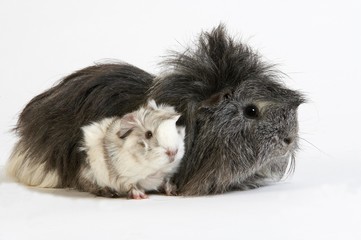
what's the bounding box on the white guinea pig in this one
[79,100,185,199]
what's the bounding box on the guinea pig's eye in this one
[243,104,259,119]
[145,131,153,139]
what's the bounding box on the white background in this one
[1,1,360,239]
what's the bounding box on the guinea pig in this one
[7,24,305,196]
[79,100,185,198]
[151,25,305,195]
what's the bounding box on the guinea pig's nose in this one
[283,137,293,145]
[166,148,178,158]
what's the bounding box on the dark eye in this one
[145,131,153,139]
[243,104,259,119]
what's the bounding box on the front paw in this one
[95,187,121,198]
[128,188,148,200]
[162,181,178,196]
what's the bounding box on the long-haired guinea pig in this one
[79,100,185,198]
[152,25,305,195]
[7,100,185,199]
[7,24,305,196]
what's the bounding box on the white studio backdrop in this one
[0,1,360,240]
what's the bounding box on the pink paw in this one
[128,188,148,200]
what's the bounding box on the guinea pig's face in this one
[142,117,185,164]
[118,102,185,167]
[237,101,299,162]
[121,110,184,166]
[197,79,304,171]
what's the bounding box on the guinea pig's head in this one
[197,79,304,176]
[117,100,185,165]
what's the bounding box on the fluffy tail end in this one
[6,142,59,188]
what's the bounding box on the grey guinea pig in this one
[7,24,305,196]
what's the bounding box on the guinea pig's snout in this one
[166,148,178,162]
[283,137,293,145]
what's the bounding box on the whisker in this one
[298,137,332,158]
[281,154,295,181]
[299,131,317,135]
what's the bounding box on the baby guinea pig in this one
[79,100,185,199]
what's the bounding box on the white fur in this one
[156,117,181,151]
[80,117,116,187]
[6,143,59,187]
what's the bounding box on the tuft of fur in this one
[7,24,305,196]
[6,142,59,187]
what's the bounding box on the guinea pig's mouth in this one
[264,153,295,181]
[272,135,298,157]
[279,144,298,159]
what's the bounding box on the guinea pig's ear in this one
[200,89,232,109]
[172,114,181,122]
[117,113,136,139]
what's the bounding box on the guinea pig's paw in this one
[162,181,178,196]
[128,188,148,200]
[95,187,121,198]
[230,181,263,191]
